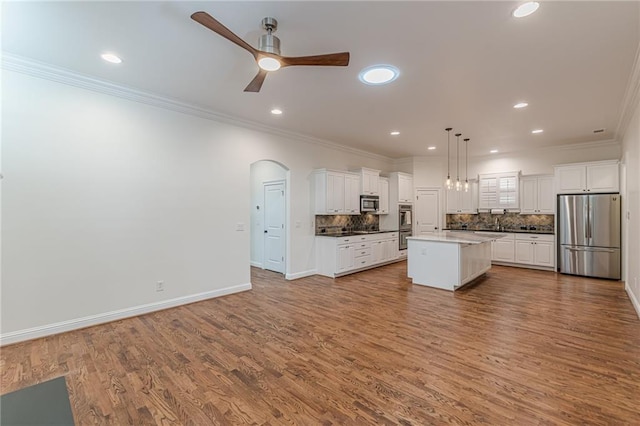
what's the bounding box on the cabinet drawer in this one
[337,236,355,245]
[355,247,372,258]
[356,242,370,249]
[515,234,554,242]
[355,255,372,267]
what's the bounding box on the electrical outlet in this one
[156,281,164,292]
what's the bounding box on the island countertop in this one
[407,231,505,245]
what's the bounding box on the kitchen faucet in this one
[494,217,503,231]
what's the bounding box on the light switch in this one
[236,223,245,231]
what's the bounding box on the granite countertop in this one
[407,231,506,244]
[316,230,399,237]
[444,228,554,235]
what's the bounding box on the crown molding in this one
[1,52,392,163]
[616,42,640,139]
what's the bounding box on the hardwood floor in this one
[2,263,639,425]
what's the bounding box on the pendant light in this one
[464,138,470,192]
[455,133,462,191]
[445,128,453,189]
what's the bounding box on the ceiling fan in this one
[191,11,350,93]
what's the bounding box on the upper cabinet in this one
[478,172,520,210]
[313,169,360,215]
[446,179,478,214]
[520,175,554,214]
[399,174,413,203]
[354,168,381,195]
[378,177,390,215]
[554,160,619,194]
[389,172,414,203]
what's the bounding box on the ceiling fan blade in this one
[244,69,268,92]
[280,52,350,67]
[191,11,258,59]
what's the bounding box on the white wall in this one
[250,160,287,268]
[621,100,640,317]
[1,69,393,341]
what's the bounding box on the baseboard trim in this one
[626,283,640,319]
[0,283,252,346]
[250,261,263,268]
[286,269,317,280]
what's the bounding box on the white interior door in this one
[415,189,440,234]
[264,181,285,273]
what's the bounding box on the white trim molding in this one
[286,269,317,280]
[250,261,263,268]
[1,52,391,163]
[627,283,640,320]
[0,283,252,346]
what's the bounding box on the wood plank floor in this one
[2,263,640,425]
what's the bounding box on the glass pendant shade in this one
[455,133,462,191]
[464,138,470,192]
[444,128,453,189]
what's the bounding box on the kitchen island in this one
[407,232,504,291]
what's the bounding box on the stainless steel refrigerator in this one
[558,193,621,279]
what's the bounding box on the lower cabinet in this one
[492,235,516,262]
[475,232,555,270]
[316,232,400,278]
[514,234,554,267]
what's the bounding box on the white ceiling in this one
[3,1,639,158]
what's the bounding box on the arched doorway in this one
[250,160,290,275]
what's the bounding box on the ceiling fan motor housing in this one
[259,17,280,55]
[259,33,280,55]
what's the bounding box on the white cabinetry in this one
[313,169,360,215]
[446,180,478,214]
[398,173,414,203]
[478,172,520,210]
[491,233,516,262]
[354,168,380,195]
[514,234,554,267]
[377,177,389,214]
[388,172,414,203]
[316,232,400,278]
[520,175,554,214]
[344,173,361,214]
[554,160,619,194]
[337,244,355,273]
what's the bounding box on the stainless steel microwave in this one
[360,195,379,212]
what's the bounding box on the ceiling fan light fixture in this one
[359,65,399,85]
[513,2,540,18]
[258,57,281,71]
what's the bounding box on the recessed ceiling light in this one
[101,53,122,64]
[513,2,540,18]
[513,102,529,109]
[427,146,436,150]
[531,129,544,134]
[271,108,283,115]
[490,149,499,154]
[359,65,399,85]
[390,131,400,136]
[258,57,281,71]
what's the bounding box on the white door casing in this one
[264,181,286,273]
[415,189,440,234]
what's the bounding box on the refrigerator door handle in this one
[586,197,591,241]
[566,246,616,253]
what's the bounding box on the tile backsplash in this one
[315,214,379,234]
[447,213,554,232]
